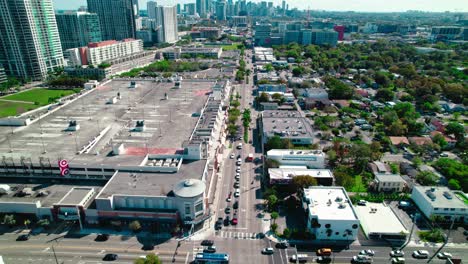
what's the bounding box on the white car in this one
[359,250,375,256]
[437,252,452,259]
[230,154,235,159]
[391,257,405,264]
[234,190,240,197]
[412,250,429,259]
[261,247,274,255]
[390,250,404,257]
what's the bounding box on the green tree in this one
[325,77,354,99]
[445,122,465,142]
[129,220,142,232]
[448,179,461,190]
[256,92,269,103]
[134,253,162,264]
[267,195,279,210]
[264,64,274,72]
[24,219,31,229]
[3,215,16,227]
[37,219,50,228]
[270,211,279,224]
[282,227,291,238]
[292,67,304,77]
[270,223,278,233]
[416,171,438,186]
[375,88,394,102]
[292,175,318,195]
[432,133,448,149]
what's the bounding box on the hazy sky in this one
[53,0,467,12]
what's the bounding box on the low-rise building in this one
[269,167,333,186]
[302,186,359,241]
[162,47,222,60]
[411,186,468,223]
[355,202,408,240]
[374,173,406,192]
[266,149,326,169]
[260,110,315,146]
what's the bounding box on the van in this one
[317,248,332,256]
[290,254,308,263]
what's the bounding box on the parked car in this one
[391,257,405,264]
[275,242,289,249]
[224,216,230,226]
[234,189,240,197]
[103,254,118,261]
[316,256,331,263]
[231,218,238,225]
[390,250,404,257]
[233,201,239,209]
[16,234,29,241]
[412,250,429,259]
[437,252,452,259]
[234,182,240,188]
[317,248,332,256]
[225,207,231,214]
[357,200,367,206]
[261,247,274,255]
[96,234,109,242]
[230,153,235,159]
[352,255,372,263]
[204,246,216,253]
[359,249,375,256]
[201,240,214,246]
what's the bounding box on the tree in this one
[270,211,279,224]
[387,120,407,136]
[264,64,274,72]
[231,100,241,108]
[292,175,318,194]
[442,83,467,104]
[24,219,31,229]
[375,88,394,102]
[256,92,269,103]
[325,77,354,99]
[129,220,142,232]
[416,171,438,186]
[374,72,391,87]
[445,122,465,142]
[271,93,283,102]
[134,253,162,264]
[282,227,291,238]
[3,215,16,227]
[292,67,304,77]
[37,219,50,228]
[270,223,278,233]
[267,195,279,210]
[448,179,461,190]
[432,133,447,149]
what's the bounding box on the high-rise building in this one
[216,0,227,21]
[313,30,338,46]
[282,0,286,15]
[156,6,178,43]
[0,0,64,80]
[333,25,345,41]
[147,1,158,19]
[0,66,7,84]
[87,0,139,41]
[184,3,196,16]
[254,23,272,46]
[176,4,181,15]
[56,12,102,51]
[196,0,207,17]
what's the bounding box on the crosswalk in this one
[216,231,261,240]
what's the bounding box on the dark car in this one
[201,240,214,246]
[275,242,289,249]
[16,234,29,241]
[317,256,332,263]
[103,253,118,261]
[233,201,239,209]
[95,234,109,242]
[204,246,216,253]
[225,207,231,214]
[224,216,230,226]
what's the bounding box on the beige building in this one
[374,173,406,192]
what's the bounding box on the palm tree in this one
[270,211,279,225]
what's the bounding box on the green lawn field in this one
[0,88,78,118]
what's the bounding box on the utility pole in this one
[52,245,59,264]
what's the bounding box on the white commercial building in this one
[411,186,468,223]
[302,186,359,241]
[156,6,178,43]
[65,39,143,66]
[268,167,333,185]
[355,202,408,240]
[266,149,326,169]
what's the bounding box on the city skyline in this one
[52,0,468,12]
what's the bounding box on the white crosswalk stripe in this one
[216,231,261,240]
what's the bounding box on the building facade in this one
[87,0,138,41]
[156,6,178,43]
[0,0,64,80]
[196,0,207,17]
[56,12,102,51]
[266,149,326,169]
[65,39,143,66]
[0,66,7,84]
[147,1,158,19]
[184,3,196,16]
[303,187,360,241]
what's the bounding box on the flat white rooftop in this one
[303,187,358,221]
[267,149,325,157]
[355,202,408,236]
[269,168,333,180]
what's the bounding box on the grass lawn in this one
[221,43,241,51]
[351,175,367,192]
[455,192,468,205]
[0,88,78,118]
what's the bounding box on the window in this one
[195,201,203,212]
[325,224,331,228]
[450,208,455,211]
[184,204,191,215]
[434,208,439,211]
[444,208,449,211]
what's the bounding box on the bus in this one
[194,253,229,263]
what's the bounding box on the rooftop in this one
[98,159,207,198]
[0,80,214,168]
[355,202,408,236]
[262,110,314,139]
[375,173,406,183]
[267,149,325,157]
[303,186,358,221]
[413,186,467,209]
[269,168,333,181]
[57,187,95,206]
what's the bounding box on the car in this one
[234,190,240,197]
[235,174,240,181]
[233,182,240,188]
[16,234,29,241]
[103,254,118,261]
[390,250,404,257]
[317,248,332,256]
[230,153,235,159]
[359,249,375,256]
[231,218,238,225]
[439,152,449,157]
[261,247,274,255]
[201,240,214,246]
[352,255,372,263]
[233,200,239,209]
[237,154,241,159]
[236,168,241,173]
[275,242,289,249]
[225,207,231,214]
[226,196,232,202]
[96,234,109,241]
[437,252,452,259]
[224,216,230,226]
[316,256,331,263]
[204,246,216,253]
[357,200,367,206]
[391,257,405,264]
[412,250,429,259]
[290,254,308,263]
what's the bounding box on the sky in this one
[53,0,467,12]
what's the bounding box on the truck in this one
[246,153,254,162]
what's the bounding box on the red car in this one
[231,218,238,225]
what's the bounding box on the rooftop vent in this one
[443,191,453,200]
[338,203,347,209]
[426,190,436,201]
